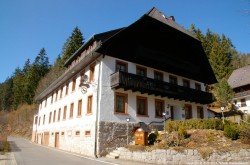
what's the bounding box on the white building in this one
[228,65,250,114]
[32,7,217,157]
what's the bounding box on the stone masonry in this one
[114,147,250,165]
[97,121,135,156]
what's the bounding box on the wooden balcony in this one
[235,90,250,98]
[111,71,214,104]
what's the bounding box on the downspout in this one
[94,56,102,158]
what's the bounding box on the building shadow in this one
[8,141,21,152]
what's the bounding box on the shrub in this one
[148,133,157,145]
[223,124,240,140]
[239,124,250,144]
[178,126,188,139]
[166,118,225,132]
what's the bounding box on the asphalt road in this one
[8,137,120,165]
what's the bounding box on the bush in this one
[148,133,157,145]
[178,126,188,139]
[239,124,250,143]
[166,118,225,132]
[223,124,240,140]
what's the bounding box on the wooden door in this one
[170,106,174,120]
[185,104,192,119]
[55,132,59,148]
[44,132,50,146]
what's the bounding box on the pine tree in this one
[24,48,50,104]
[1,78,14,111]
[61,27,84,63]
[12,67,25,109]
[214,79,234,106]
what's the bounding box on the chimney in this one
[168,16,175,21]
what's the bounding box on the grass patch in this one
[0,141,11,154]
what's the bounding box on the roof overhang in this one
[96,14,217,84]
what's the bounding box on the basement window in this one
[85,131,91,136]
[75,131,80,136]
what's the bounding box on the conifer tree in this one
[61,27,84,64]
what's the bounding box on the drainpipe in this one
[94,57,102,158]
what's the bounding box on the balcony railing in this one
[111,71,213,104]
[235,90,250,98]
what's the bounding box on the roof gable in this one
[228,65,250,89]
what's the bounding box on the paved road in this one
[8,137,146,165]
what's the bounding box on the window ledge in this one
[86,113,92,116]
[136,115,149,117]
[114,112,129,115]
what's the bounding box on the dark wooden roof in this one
[96,7,217,84]
[228,65,250,89]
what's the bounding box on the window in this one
[169,75,177,85]
[70,103,74,118]
[197,106,204,119]
[155,99,164,117]
[65,83,69,96]
[136,96,148,116]
[49,112,52,123]
[195,83,201,91]
[85,131,91,136]
[60,87,63,98]
[184,104,192,119]
[183,79,190,88]
[53,110,56,122]
[63,106,67,120]
[80,70,85,83]
[75,131,80,136]
[55,90,58,101]
[87,95,93,114]
[89,63,95,82]
[136,66,147,77]
[38,117,41,126]
[43,115,45,125]
[241,99,246,107]
[115,92,128,114]
[58,108,61,121]
[116,61,128,72]
[77,99,82,117]
[45,98,47,107]
[61,132,64,136]
[72,77,76,91]
[35,116,38,124]
[51,93,54,104]
[154,71,163,81]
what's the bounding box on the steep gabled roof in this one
[146,7,198,40]
[228,65,250,89]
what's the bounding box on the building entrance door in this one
[185,104,192,119]
[44,132,49,146]
[55,132,59,148]
[170,106,174,120]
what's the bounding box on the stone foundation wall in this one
[97,121,135,156]
[117,148,250,165]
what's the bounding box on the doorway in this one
[55,132,59,148]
